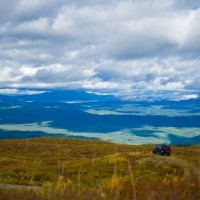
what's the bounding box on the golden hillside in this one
[0,137,199,200]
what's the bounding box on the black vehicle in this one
[152,144,171,156]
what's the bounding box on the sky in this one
[0,0,200,97]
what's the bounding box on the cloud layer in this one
[0,0,200,94]
[0,122,199,145]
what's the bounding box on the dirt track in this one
[0,183,40,190]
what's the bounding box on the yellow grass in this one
[0,137,199,199]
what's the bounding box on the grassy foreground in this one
[0,137,199,200]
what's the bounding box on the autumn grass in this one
[0,137,199,199]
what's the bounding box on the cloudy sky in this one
[0,0,200,95]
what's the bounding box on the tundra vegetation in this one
[0,137,199,200]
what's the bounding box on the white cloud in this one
[18,0,52,12]
[84,102,200,117]
[16,18,50,34]
[175,94,199,101]
[0,88,46,95]
[0,122,199,145]
[0,0,199,94]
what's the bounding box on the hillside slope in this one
[0,138,199,200]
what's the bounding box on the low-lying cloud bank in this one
[0,122,199,145]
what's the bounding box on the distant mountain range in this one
[0,89,115,102]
